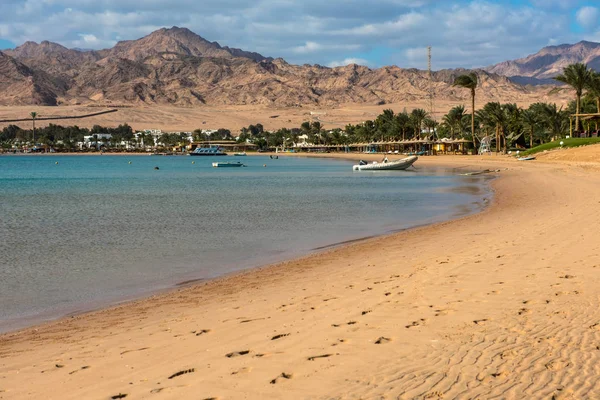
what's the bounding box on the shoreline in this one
[4,153,600,399]
[0,156,492,335]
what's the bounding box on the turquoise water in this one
[0,155,490,332]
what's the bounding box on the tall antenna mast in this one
[427,46,434,121]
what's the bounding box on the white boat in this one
[352,156,418,171]
[233,152,247,156]
[212,161,245,168]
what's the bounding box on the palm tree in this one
[376,109,395,141]
[554,63,592,133]
[410,109,428,139]
[423,117,438,138]
[521,109,539,148]
[540,103,569,140]
[504,103,523,148]
[453,72,478,152]
[481,102,507,153]
[586,71,600,114]
[394,112,410,140]
[30,112,37,144]
[443,105,467,139]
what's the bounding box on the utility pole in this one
[427,46,436,141]
[427,46,434,121]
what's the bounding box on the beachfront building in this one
[81,133,112,150]
[189,140,257,152]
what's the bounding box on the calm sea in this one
[0,155,491,332]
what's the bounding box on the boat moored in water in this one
[233,152,247,156]
[352,156,418,171]
[212,161,246,168]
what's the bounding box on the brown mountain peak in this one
[107,27,268,62]
[485,40,600,81]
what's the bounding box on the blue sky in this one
[1,0,599,69]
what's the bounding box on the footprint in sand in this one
[226,350,250,358]
[168,368,195,379]
[68,366,90,375]
[473,319,488,325]
[111,394,128,399]
[545,361,570,370]
[307,354,334,361]
[375,337,391,344]
[194,329,211,336]
[120,347,150,355]
[500,350,517,360]
[406,319,426,328]
[270,372,293,384]
[231,367,251,375]
[271,333,290,340]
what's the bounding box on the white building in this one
[81,133,112,149]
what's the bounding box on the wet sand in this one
[2,151,600,399]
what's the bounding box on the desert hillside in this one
[0,27,570,110]
[485,40,600,84]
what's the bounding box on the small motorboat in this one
[517,156,536,161]
[233,152,247,156]
[212,162,245,168]
[352,156,418,171]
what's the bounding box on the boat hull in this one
[212,162,245,167]
[190,153,227,156]
[353,156,418,171]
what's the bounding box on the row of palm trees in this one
[451,63,600,149]
[232,99,569,152]
[553,63,600,132]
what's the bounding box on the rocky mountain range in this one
[0,26,580,107]
[485,41,600,85]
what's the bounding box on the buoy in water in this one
[55,161,59,165]
[192,161,195,164]
[263,164,267,167]
[154,166,159,170]
[128,161,132,164]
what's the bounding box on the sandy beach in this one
[2,149,600,399]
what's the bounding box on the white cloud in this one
[336,12,426,36]
[327,58,370,67]
[529,0,580,10]
[79,33,98,44]
[576,6,600,31]
[293,41,360,54]
[293,41,322,53]
[0,0,586,69]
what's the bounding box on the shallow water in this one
[0,155,491,332]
